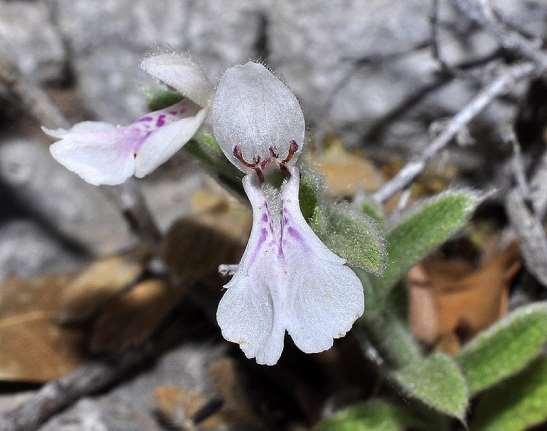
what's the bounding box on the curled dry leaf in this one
[0,275,85,382]
[58,252,145,323]
[90,279,183,353]
[408,241,520,354]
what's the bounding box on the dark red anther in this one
[233,145,265,183]
[233,145,258,169]
[281,140,299,164]
[269,146,279,158]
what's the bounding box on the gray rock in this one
[50,0,266,122]
[268,0,460,147]
[269,0,430,118]
[0,1,66,82]
[0,136,133,254]
[266,0,542,149]
[0,221,80,281]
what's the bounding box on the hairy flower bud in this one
[212,62,305,178]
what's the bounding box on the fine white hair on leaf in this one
[211,62,305,173]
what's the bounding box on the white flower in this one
[212,62,364,365]
[43,53,212,186]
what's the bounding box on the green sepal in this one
[144,87,183,111]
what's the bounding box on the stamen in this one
[233,145,258,169]
[281,140,299,164]
[269,146,279,158]
[233,145,265,183]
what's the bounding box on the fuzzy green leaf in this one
[393,352,468,420]
[317,399,419,431]
[144,87,183,111]
[311,202,386,275]
[356,278,422,367]
[471,358,547,431]
[457,302,547,394]
[360,194,385,223]
[381,189,480,290]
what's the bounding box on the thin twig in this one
[453,0,547,68]
[506,189,547,287]
[529,151,547,220]
[373,62,537,202]
[429,0,485,82]
[317,39,432,127]
[430,0,454,76]
[364,48,502,144]
[107,180,162,247]
[0,335,171,431]
[505,129,530,198]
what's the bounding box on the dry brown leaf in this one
[154,386,223,430]
[58,253,144,323]
[309,138,384,197]
[408,241,520,353]
[0,275,85,381]
[90,279,182,353]
[0,312,83,381]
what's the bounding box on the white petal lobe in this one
[49,133,135,185]
[48,122,135,186]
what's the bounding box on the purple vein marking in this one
[156,114,166,127]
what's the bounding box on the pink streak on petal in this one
[156,114,166,127]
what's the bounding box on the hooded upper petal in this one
[216,168,364,365]
[211,62,305,172]
[140,53,213,108]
